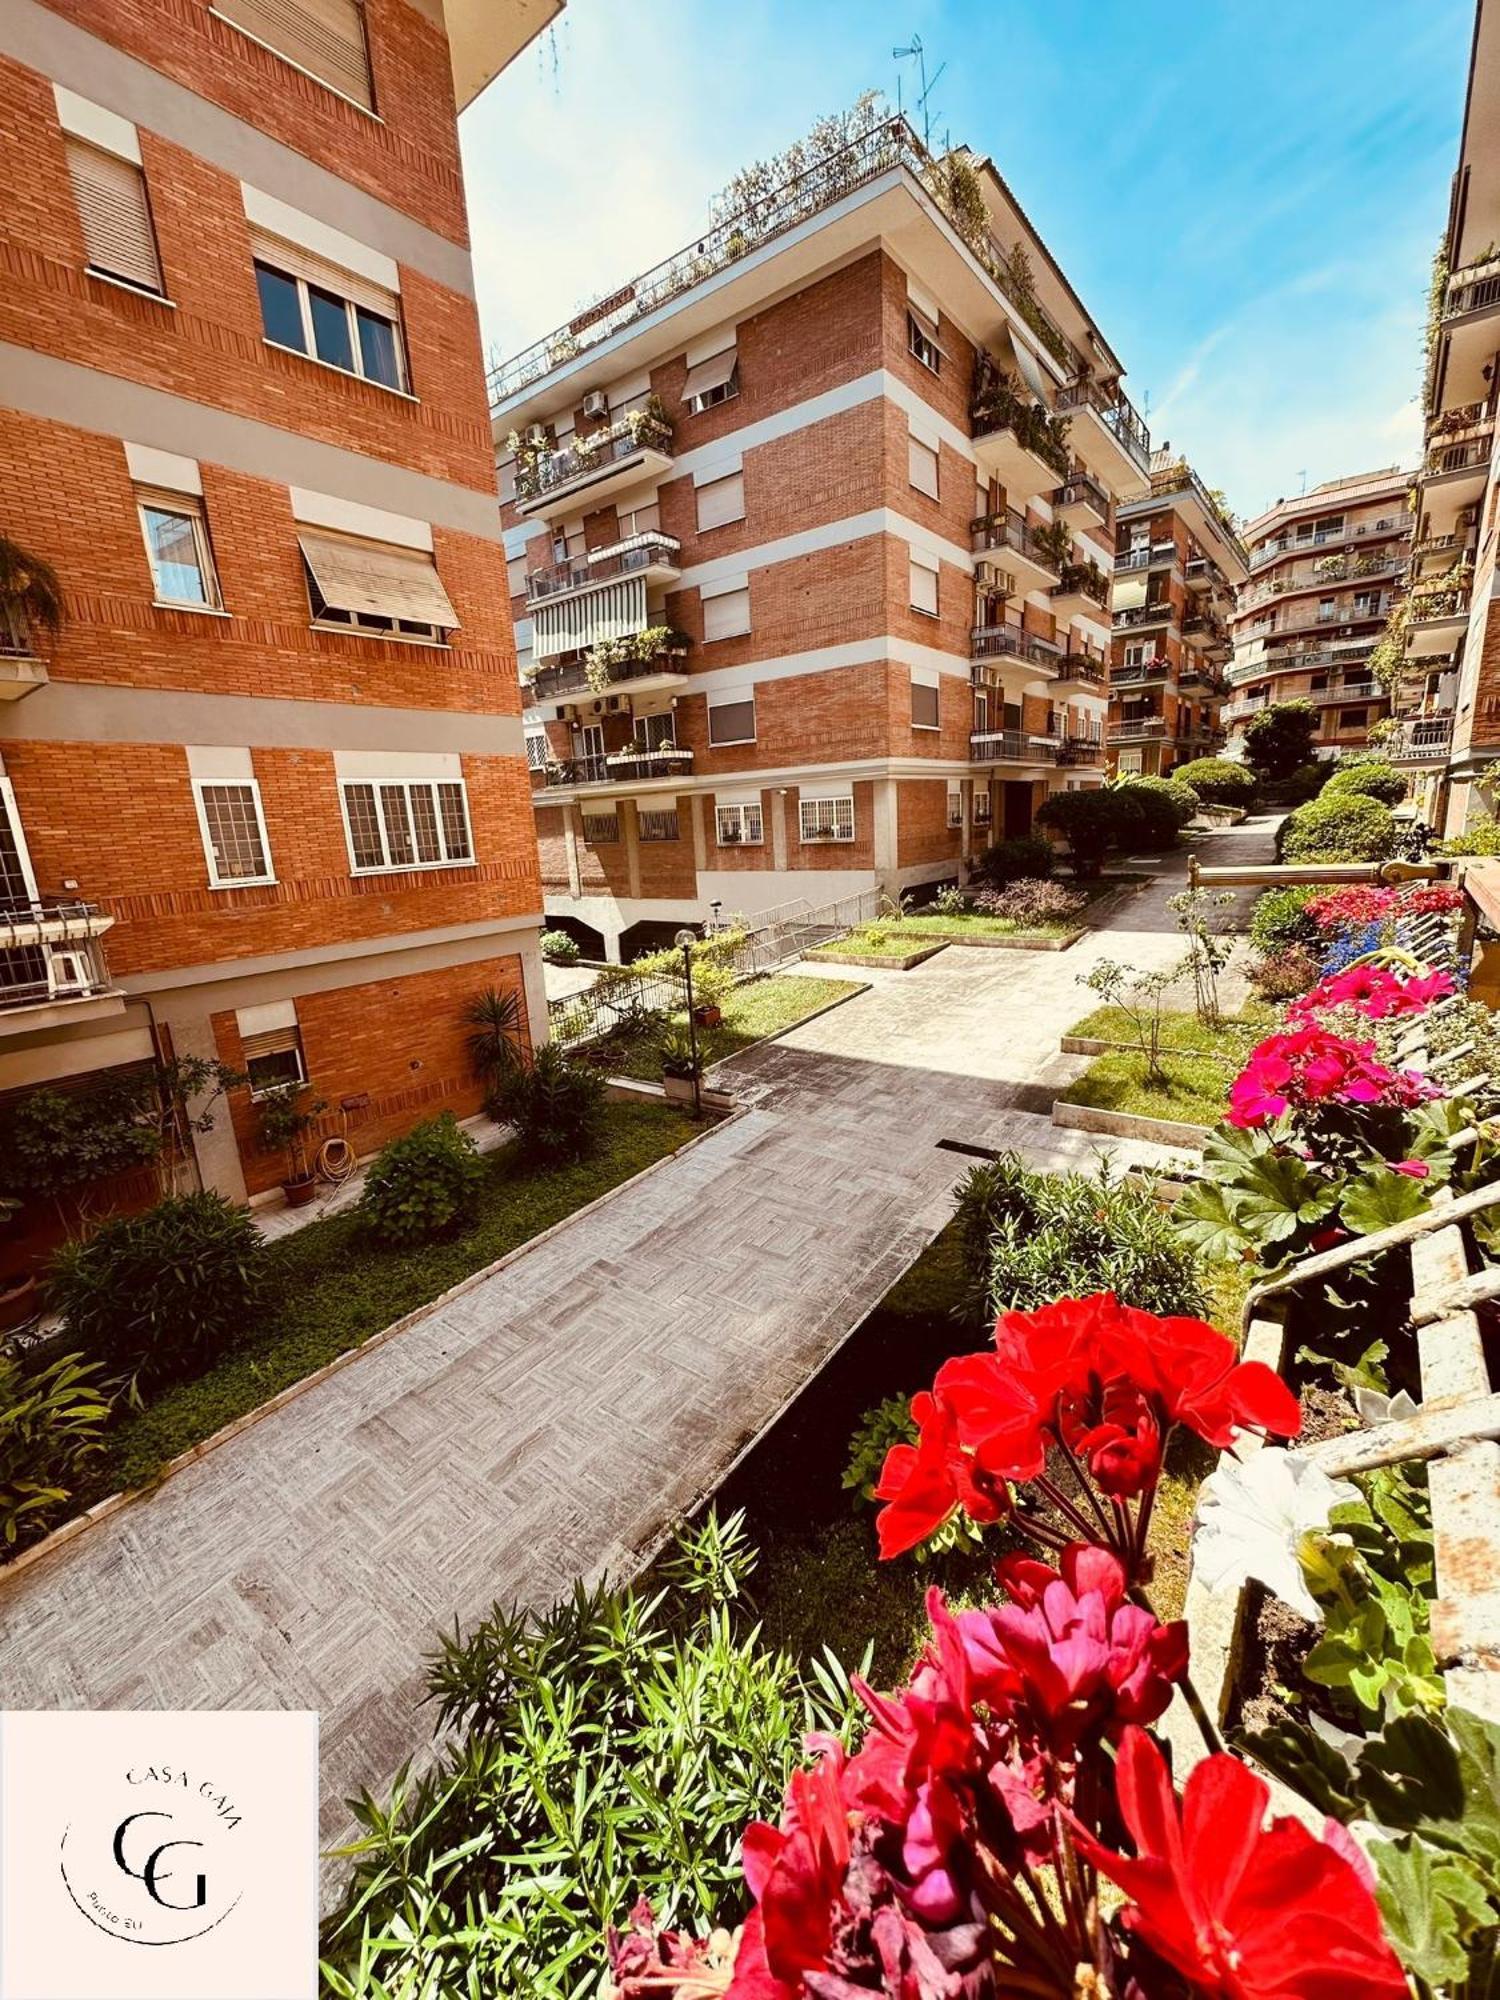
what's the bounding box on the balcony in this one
[969,729,1060,765]
[1446,254,1500,322]
[1178,662,1227,694]
[1113,544,1177,574]
[524,531,682,608]
[1182,612,1229,653]
[1054,378,1150,484]
[1113,600,1173,633]
[1421,422,1493,524]
[1053,470,1109,530]
[971,510,1060,595]
[1109,714,1167,742]
[1302,678,1378,705]
[1248,514,1414,572]
[1057,733,1107,766]
[1390,715,1455,763]
[1184,555,1226,593]
[1407,585,1472,657]
[1410,530,1476,569]
[0,616,48,700]
[970,623,1061,686]
[969,393,1071,496]
[536,745,694,791]
[1050,560,1109,622]
[529,631,692,703]
[514,412,675,523]
[0,898,123,1033]
[1110,658,1170,686]
[1055,641,1107,691]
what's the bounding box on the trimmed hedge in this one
[1170,757,1254,805]
[970,835,1054,886]
[1280,790,1396,863]
[1323,760,1406,807]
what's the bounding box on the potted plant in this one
[659,1024,703,1106]
[257,1083,327,1207]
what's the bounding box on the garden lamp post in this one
[675,928,702,1118]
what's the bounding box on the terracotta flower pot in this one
[694,1004,723,1028]
[281,1174,319,1209]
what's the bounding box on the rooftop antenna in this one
[1298,468,1309,495]
[893,36,946,151]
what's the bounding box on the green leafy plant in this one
[1281,789,1397,864]
[1168,887,1237,1027]
[462,985,528,1091]
[970,834,1053,886]
[658,1022,705,1081]
[1440,814,1500,857]
[1113,774,1194,850]
[540,929,581,965]
[1078,958,1180,1086]
[1325,759,1408,807]
[1171,757,1255,805]
[843,1394,916,1502]
[357,1113,486,1247]
[953,1153,1206,1324]
[323,1515,863,2000]
[48,1191,265,1391]
[0,1350,110,1544]
[1035,788,1124,878]
[1249,884,1322,955]
[1176,1125,1340,1265]
[491,1042,606,1163]
[1245,700,1319,781]
[256,1082,327,1185]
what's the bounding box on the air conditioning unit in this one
[976,563,1016,596]
[524,424,548,448]
[581,389,610,420]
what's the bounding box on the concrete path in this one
[0,816,1275,1895]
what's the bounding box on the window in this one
[638,810,680,842]
[506,554,530,598]
[1124,642,1145,667]
[946,787,963,829]
[617,501,661,539]
[908,432,939,499]
[973,790,992,828]
[253,244,405,391]
[716,801,763,845]
[1341,708,1368,732]
[682,348,739,413]
[300,531,457,641]
[341,778,472,872]
[911,679,940,730]
[194,779,272,886]
[696,472,745,532]
[241,1026,307,1099]
[799,796,855,843]
[213,0,374,110]
[1117,749,1143,775]
[708,694,756,745]
[65,138,164,295]
[524,730,548,771]
[138,491,220,607]
[910,552,939,617]
[580,811,619,844]
[907,307,940,374]
[703,586,751,642]
[633,712,677,752]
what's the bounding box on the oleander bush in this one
[357,1113,487,1246]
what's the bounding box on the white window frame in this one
[192,776,275,888]
[254,255,408,394]
[799,796,855,844]
[708,693,757,745]
[137,492,222,610]
[339,776,474,875]
[245,1034,308,1101]
[715,801,764,846]
[907,309,940,374]
[1117,749,1143,775]
[524,729,549,772]
[946,786,964,829]
[973,789,993,828]
[688,362,740,415]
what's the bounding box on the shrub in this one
[1248,884,1322,955]
[1116,775,1194,848]
[462,986,527,1091]
[357,1113,487,1246]
[539,929,580,965]
[1267,759,1334,806]
[491,1042,606,1162]
[1281,790,1396,863]
[1245,699,1318,780]
[0,1351,110,1544]
[843,1394,917,1503]
[1171,757,1254,805]
[1249,945,1321,1000]
[952,1154,1206,1325]
[1440,814,1500,856]
[324,1515,861,1998]
[1034,789,1122,877]
[49,1192,265,1389]
[1324,759,1406,807]
[970,834,1054,887]
[972,879,1087,927]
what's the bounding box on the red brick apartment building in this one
[0,0,555,1251]
[1224,468,1412,759]
[489,115,1150,960]
[1396,0,1500,832]
[1107,448,1246,777]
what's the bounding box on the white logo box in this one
[1,1710,317,2000]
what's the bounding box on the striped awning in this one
[532,574,647,660]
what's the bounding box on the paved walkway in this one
[0,817,1275,1898]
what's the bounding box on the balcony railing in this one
[970,384,1072,480]
[1113,600,1173,630]
[1391,715,1456,760]
[1249,514,1414,571]
[1248,596,1392,637]
[1409,586,1472,624]
[525,531,683,605]
[971,509,1060,576]
[969,730,1060,763]
[538,746,694,788]
[529,635,692,702]
[0,898,115,1012]
[489,115,1086,405]
[1057,643,1107,685]
[1110,659,1170,685]
[1053,560,1109,610]
[1422,427,1493,481]
[1113,544,1177,573]
[1057,733,1106,765]
[970,623,1061,670]
[1446,254,1500,320]
[1108,715,1167,740]
[516,413,674,505]
[1410,531,1476,564]
[1053,470,1109,520]
[1054,378,1150,472]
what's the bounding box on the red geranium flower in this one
[1289,963,1454,1022]
[1226,1025,1442,1128]
[873,1388,1009,1558]
[1068,1727,1409,1999]
[732,1746,853,1998]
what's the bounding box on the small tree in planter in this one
[1078,957,1178,1088]
[659,1022,706,1105]
[256,1083,328,1207]
[1168,886,1238,1028]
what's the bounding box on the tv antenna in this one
[893,36,946,151]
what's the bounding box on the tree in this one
[1244,700,1318,781]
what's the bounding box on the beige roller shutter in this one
[299,531,458,628]
[215,0,374,110]
[249,228,398,319]
[66,140,163,294]
[240,1025,301,1063]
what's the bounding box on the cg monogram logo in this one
[59,1764,245,1947]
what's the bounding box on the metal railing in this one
[1410,587,1472,623]
[1056,643,1107,684]
[970,623,1060,670]
[1110,659,1170,684]
[969,730,1060,762]
[1053,470,1109,518]
[530,638,691,702]
[1053,561,1109,608]
[1249,514,1414,570]
[537,746,694,789]
[1108,715,1167,740]
[1422,428,1493,480]
[0,898,114,1011]
[1054,378,1150,471]
[971,509,1059,574]
[1113,601,1173,629]
[1390,715,1455,760]
[1446,255,1500,318]
[516,415,674,505]
[525,532,682,605]
[970,394,1072,479]
[1113,545,1177,573]
[1057,733,1106,764]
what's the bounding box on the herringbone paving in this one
[0,819,1274,1899]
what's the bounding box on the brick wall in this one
[895,777,959,868]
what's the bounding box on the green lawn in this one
[806,928,938,960]
[1058,1050,1229,1128]
[1066,1003,1271,1054]
[888,911,1079,940]
[86,1101,689,1498]
[599,972,864,1079]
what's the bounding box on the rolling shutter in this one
[682,347,739,403]
[249,228,398,319]
[240,1024,301,1064]
[215,0,374,109]
[66,140,163,293]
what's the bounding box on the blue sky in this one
[459,0,1471,522]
